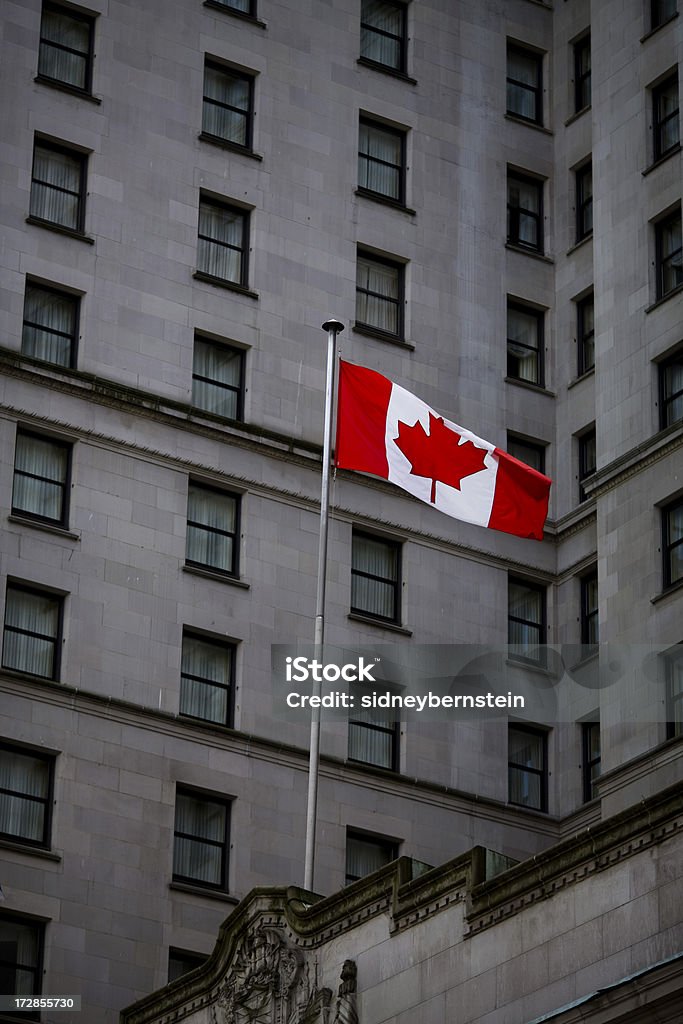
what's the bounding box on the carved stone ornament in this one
[332,960,358,1024]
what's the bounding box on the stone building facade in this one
[0,0,681,1020]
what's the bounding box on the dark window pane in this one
[2,586,61,680]
[351,532,400,622]
[30,142,85,231]
[197,199,247,284]
[192,338,243,419]
[186,484,239,575]
[38,3,93,91]
[360,0,406,71]
[12,432,69,525]
[356,254,402,337]
[506,45,542,123]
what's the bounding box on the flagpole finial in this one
[321,318,344,334]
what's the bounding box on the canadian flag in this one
[335,360,551,541]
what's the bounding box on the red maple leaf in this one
[394,414,488,503]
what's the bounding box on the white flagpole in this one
[303,317,344,892]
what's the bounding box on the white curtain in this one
[39,9,88,89]
[662,218,683,293]
[186,486,235,572]
[356,258,398,334]
[507,307,539,383]
[351,534,396,618]
[507,50,537,120]
[359,123,400,197]
[30,145,80,229]
[360,0,401,67]
[22,285,75,367]
[665,361,683,423]
[192,339,240,418]
[508,582,542,652]
[13,433,66,521]
[669,505,683,583]
[508,729,543,807]
[0,749,47,843]
[3,588,58,678]
[173,793,225,885]
[508,178,539,247]
[180,636,230,724]
[218,0,250,11]
[0,918,40,993]
[348,706,394,767]
[346,835,392,883]
[198,202,242,282]
[203,67,248,145]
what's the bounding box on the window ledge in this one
[505,243,553,264]
[169,881,239,903]
[0,667,57,685]
[202,1,266,27]
[348,612,412,636]
[25,216,94,244]
[641,11,678,43]
[352,323,415,350]
[183,564,250,589]
[192,271,258,299]
[505,657,555,678]
[564,105,591,127]
[566,233,593,257]
[34,75,101,104]
[504,114,553,136]
[198,132,263,161]
[567,366,595,390]
[8,514,79,541]
[0,837,61,861]
[506,800,549,816]
[356,57,417,85]
[355,188,416,215]
[504,376,556,398]
[651,577,683,604]
[642,143,681,177]
[645,281,683,314]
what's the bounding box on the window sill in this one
[202,1,266,27]
[348,612,412,636]
[504,113,553,136]
[192,271,258,299]
[567,366,595,390]
[34,75,101,104]
[0,666,58,685]
[645,281,683,314]
[355,188,416,215]
[642,143,681,177]
[8,514,79,541]
[564,105,591,128]
[198,132,263,161]
[505,656,554,677]
[505,243,553,264]
[504,376,556,397]
[651,576,683,604]
[641,11,678,43]
[183,564,250,589]
[507,800,549,816]
[352,323,415,350]
[0,837,61,861]
[169,881,239,903]
[25,216,94,244]
[356,57,417,85]
[566,233,592,257]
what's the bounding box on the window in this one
[0,743,53,848]
[508,725,548,811]
[0,914,44,1016]
[507,172,543,252]
[666,647,683,739]
[653,74,679,161]
[351,531,401,623]
[508,578,546,661]
[651,0,677,30]
[355,252,403,339]
[581,571,599,648]
[507,302,543,386]
[180,632,234,726]
[345,831,397,885]
[209,0,256,14]
[348,695,398,770]
[574,35,591,112]
[358,118,406,204]
[21,282,78,368]
[656,209,683,299]
[660,350,683,428]
[506,435,546,475]
[192,336,244,420]
[578,428,596,503]
[576,162,593,241]
[168,949,207,983]
[12,430,70,527]
[172,788,229,890]
[577,292,595,375]
[506,44,542,123]
[29,139,86,233]
[662,497,683,589]
[581,722,601,801]
[186,483,240,577]
[38,2,95,93]
[197,197,249,287]
[202,61,253,150]
[360,0,407,73]
[2,584,62,681]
